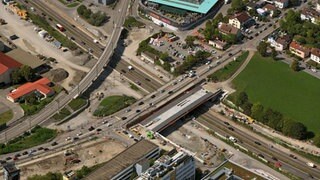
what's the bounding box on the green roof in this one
[148,0,218,14]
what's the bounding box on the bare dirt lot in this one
[19,139,125,179]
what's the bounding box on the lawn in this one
[93,95,136,117]
[68,98,87,111]
[52,108,71,121]
[0,110,13,125]
[232,53,320,135]
[0,126,57,154]
[208,51,249,82]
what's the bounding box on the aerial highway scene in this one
[0,0,320,179]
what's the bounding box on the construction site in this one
[16,138,126,179]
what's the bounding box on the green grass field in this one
[93,95,136,117]
[0,110,13,125]
[68,98,87,111]
[208,51,249,82]
[232,53,320,135]
[0,126,57,154]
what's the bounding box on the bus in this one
[56,24,65,32]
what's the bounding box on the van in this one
[229,136,237,143]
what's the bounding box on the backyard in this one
[231,53,320,135]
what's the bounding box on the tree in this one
[251,103,264,121]
[291,60,299,71]
[242,102,253,116]
[76,166,92,179]
[185,36,196,47]
[313,135,320,148]
[25,93,37,105]
[289,0,300,7]
[231,0,245,12]
[257,41,268,57]
[235,92,248,107]
[11,69,22,84]
[20,65,34,82]
[271,48,277,59]
[282,120,307,140]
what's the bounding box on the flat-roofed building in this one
[84,140,160,180]
[137,151,195,180]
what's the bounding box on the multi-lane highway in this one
[0,0,131,143]
[16,0,163,92]
[197,110,320,179]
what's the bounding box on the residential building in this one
[84,140,160,180]
[96,0,116,5]
[136,151,195,180]
[289,41,310,58]
[228,12,252,29]
[300,8,320,24]
[263,4,277,17]
[7,77,54,103]
[0,52,22,85]
[311,48,320,63]
[3,163,20,180]
[208,39,227,50]
[274,0,289,9]
[218,22,242,38]
[269,35,291,51]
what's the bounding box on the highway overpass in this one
[142,87,222,132]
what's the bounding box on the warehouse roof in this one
[148,0,218,14]
[84,140,158,180]
[6,49,44,69]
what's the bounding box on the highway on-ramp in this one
[0,0,131,143]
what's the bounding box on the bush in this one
[0,126,57,154]
[77,5,108,26]
[27,172,62,180]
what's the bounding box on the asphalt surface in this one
[16,0,162,92]
[197,111,320,179]
[0,0,131,143]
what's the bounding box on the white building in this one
[300,8,320,25]
[311,48,320,63]
[274,0,289,9]
[137,151,195,180]
[228,12,252,29]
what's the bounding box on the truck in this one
[56,24,65,32]
[307,162,315,168]
[228,136,237,143]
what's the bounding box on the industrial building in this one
[84,140,160,180]
[139,0,223,30]
[137,151,195,180]
[3,163,20,180]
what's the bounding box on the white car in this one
[311,68,317,73]
[76,132,82,136]
[66,137,71,141]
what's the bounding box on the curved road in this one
[0,0,131,143]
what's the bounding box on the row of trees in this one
[11,65,35,84]
[280,10,320,48]
[77,5,108,26]
[234,92,310,140]
[174,51,210,75]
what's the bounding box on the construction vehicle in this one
[8,3,28,20]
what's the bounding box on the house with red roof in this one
[311,48,320,63]
[0,52,22,85]
[7,77,54,103]
[289,41,310,59]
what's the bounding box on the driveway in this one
[0,89,24,123]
